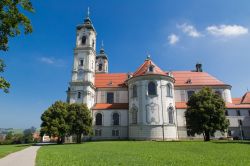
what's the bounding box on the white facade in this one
[67,13,250,141]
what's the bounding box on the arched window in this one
[167,84,173,97]
[168,107,174,124]
[148,81,157,95]
[113,113,120,125]
[132,85,137,97]
[95,113,102,125]
[77,92,81,99]
[132,108,138,124]
[82,36,86,45]
[98,63,103,71]
[92,40,95,48]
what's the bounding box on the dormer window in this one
[82,36,87,45]
[148,65,154,72]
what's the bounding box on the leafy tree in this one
[185,87,229,141]
[67,103,92,143]
[0,0,34,93]
[23,126,36,143]
[40,101,69,144]
[5,131,13,140]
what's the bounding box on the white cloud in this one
[178,23,201,38]
[206,25,248,37]
[39,57,65,67]
[40,57,55,64]
[168,34,179,45]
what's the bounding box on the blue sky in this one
[1,0,250,129]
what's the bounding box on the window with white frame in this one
[112,129,119,136]
[187,91,195,100]
[95,113,102,126]
[168,107,174,124]
[95,129,102,136]
[132,84,137,97]
[236,110,241,116]
[132,108,138,124]
[112,113,120,125]
[77,92,81,99]
[167,83,173,97]
[148,81,157,95]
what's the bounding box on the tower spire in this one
[87,7,90,17]
[100,40,105,54]
[146,51,151,60]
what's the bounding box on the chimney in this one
[196,63,202,72]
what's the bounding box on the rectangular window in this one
[107,92,114,104]
[187,91,195,100]
[95,129,102,136]
[80,60,84,66]
[112,129,119,136]
[238,119,243,126]
[237,110,241,116]
[225,110,228,116]
[248,110,250,116]
[228,130,232,136]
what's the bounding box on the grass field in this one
[0,144,29,158]
[36,141,250,166]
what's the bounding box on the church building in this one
[66,12,250,140]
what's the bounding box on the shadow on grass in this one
[15,144,30,147]
[212,141,250,145]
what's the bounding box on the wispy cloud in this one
[178,23,201,38]
[39,57,65,67]
[40,57,55,64]
[168,34,179,45]
[206,25,248,37]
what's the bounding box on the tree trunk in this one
[204,130,210,141]
[76,134,82,144]
[57,137,61,144]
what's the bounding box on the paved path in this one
[0,146,40,166]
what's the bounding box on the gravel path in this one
[0,146,40,166]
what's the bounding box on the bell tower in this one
[67,8,96,109]
[96,41,109,73]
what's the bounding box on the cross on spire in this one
[87,7,90,17]
[146,51,151,60]
[101,40,104,48]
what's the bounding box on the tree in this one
[40,101,69,144]
[0,0,34,93]
[23,126,36,143]
[185,87,229,141]
[67,103,92,143]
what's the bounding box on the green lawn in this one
[0,144,29,158]
[36,141,250,166]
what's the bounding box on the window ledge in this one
[147,95,158,98]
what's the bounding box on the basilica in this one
[66,13,250,140]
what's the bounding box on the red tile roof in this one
[226,103,250,109]
[241,92,250,104]
[232,98,241,104]
[133,59,167,77]
[172,71,227,86]
[93,103,129,110]
[175,101,250,109]
[175,102,188,109]
[95,73,128,88]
